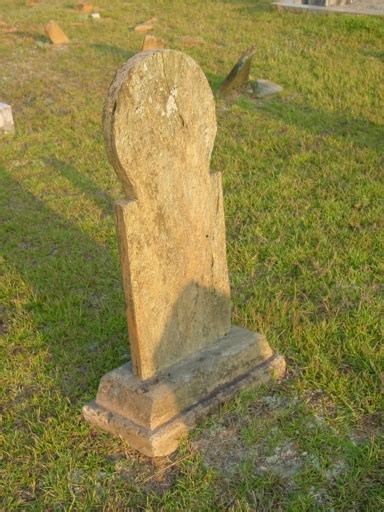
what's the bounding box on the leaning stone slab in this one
[0,102,15,134]
[83,49,285,456]
[218,46,256,97]
[252,79,283,98]
[44,20,69,45]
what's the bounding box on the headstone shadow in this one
[1,170,127,400]
[44,158,115,217]
[91,44,135,62]
[260,101,384,154]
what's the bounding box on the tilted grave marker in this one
[218,46,256,97]
[83,50,285,457]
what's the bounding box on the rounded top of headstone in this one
[103,50,217,200]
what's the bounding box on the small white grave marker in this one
[0,103,15,134]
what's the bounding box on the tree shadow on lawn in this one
[1,169,128,403]
[258,100,384,154]
[91,44,136,62]
[44,158,115,218]
[360,49,384,62]
[8,30,50,44]
[205,67,384,156]
[220,0,273,13]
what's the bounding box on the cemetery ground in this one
[1,0,383,510]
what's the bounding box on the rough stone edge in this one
[272,1,384,16]
[83,354,286,457]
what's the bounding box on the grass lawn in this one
[1,0,383,510]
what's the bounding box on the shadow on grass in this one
[360,49,384,62]
[1,169,127,402]
[209,77,384,155]
[44,158,115,217]
[11,31,49,43]
[206,71,224,94]
[259,100,384,153]
[220,0,273,13]
[91,44,136,62]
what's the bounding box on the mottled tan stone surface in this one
[103,50,231,379]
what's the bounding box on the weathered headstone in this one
[0,21,17,33]
[218,46,256,97]
[141,34,165,51]
[76,2,93,12]
[134,23,153,33]
[44,21,69,45]
[134,17,158,33]
[83,50,285,457]
[180,36,204,47]
[0,103,15,134]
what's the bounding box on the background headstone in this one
[134,17,158,33]
[218,46,256,96]
[76,2,93,13]
[0,102,15,134]
[44,21,69,45]
[180,36,204,47]
[141,34,165,51]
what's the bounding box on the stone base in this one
[83,326,286,457]
[250,79,283,99]
[305,0,352,6]
[273,0,384,16]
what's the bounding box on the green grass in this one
[1,0,383,510]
